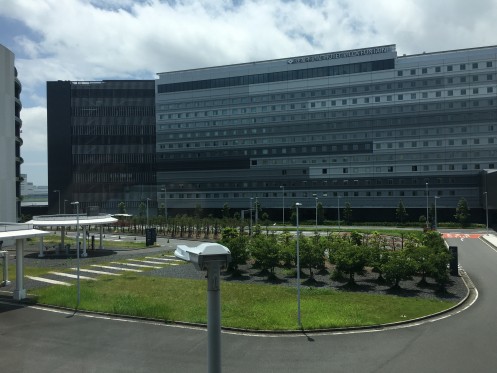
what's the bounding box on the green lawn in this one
[30,273,456,330]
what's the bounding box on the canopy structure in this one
[0,223,49,300]
[27,214,118,258]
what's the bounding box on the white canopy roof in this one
[27,214,118,227]
[0,223,49,240]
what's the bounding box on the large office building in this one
[47,80,156,215]
[155,44,497,221]
[47,44,497,222]
[0,44,23,222]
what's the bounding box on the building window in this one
[460,64,466,70]
[397,70,403,76]
[473,88,479,94]
[398,94,403,100]
[447,65,453,71]
[422,68,428,74]
[487,61,493,68]
[435,66,441,73]
[412,165,418,171]
[487,87,494,93]
[411,93,416,99]
[410,69,416,75]
[472,62,478,69]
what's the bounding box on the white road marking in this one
[70,268,121,276]
[112,261,161,269]
[50,272,96,281]
[90,264,142,272]
[126,259,168,265]
[26,276,72,286]
[145,257,181,262]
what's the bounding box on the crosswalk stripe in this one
[90,264,142,272]
[50,272,96,281]
[112,261,161,269]
[126,259,167,265]
[70,268,121,276]
[26,276,72,286]
[145,257,181,262]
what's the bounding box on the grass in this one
[30,273,456,330]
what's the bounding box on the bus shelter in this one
[27,214,117,258]
[0,223,49,300]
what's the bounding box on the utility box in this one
[145,228,156,246]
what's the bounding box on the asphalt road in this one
[1,232,496,372]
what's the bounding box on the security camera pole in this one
[175,243,231,373]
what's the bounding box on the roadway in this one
[1,231,496,372]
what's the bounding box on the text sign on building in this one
[287,45,396,64]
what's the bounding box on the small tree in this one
[343,202,353,225]
[118,201,127,214]
[383,250,417,289]
[454,198,471,227]
[220,228,250,276]
[221,203,231,219]
[299,234,326,279]
[396,200,408,225]
[249,235,281,279]
[316,202,325,225]
[333,241,368,286]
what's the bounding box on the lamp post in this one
[434,196,440,230]
[146,198,150,228]
[70,201,80,307]
[255,197,259,226]
[315,196,318,231]
[53,189,60,214]
[337,195,341,230]
[249,198,253,236]
[295,202,302,327]
[484,192,489,233]
[161,185,167,222]
[280,185,285,226]
[425,182,429,229]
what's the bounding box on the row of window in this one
[157,59,395,93]
[72,106,155,117]
[72,124,155,136]
[73,154,156,164]
[397,60,493,76]
[158,84,496,122]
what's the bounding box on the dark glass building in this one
[47,80,156,214]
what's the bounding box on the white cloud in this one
[20,106,47,151]
[2,0,497,184]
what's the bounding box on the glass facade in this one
[156,44,497,220]
[47,80,156,214]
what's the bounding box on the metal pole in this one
[255,197,258,226]
[207,262,222,373]
[434,196,439,230]
[162,186,167,222]
[249,198,253,236]
[425,182,429,229]
[280,185,285,226]
[146,198,150,228]
[337,196,341,230]
[295,202,302,327]
[64,200,67,214]
[484,192,489,233]
[315,197,318,230]
[71,201,80,307]
[54,190,60,214]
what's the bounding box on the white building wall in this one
[0,45,17,222]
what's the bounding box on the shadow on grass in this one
[337,282,375,292]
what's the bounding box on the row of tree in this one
[220,229,453,290]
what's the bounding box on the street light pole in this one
[146,198,150,228]
[70,201,80,307]
[280,185,285,226]
[315,197,318,230]
[249,198,253,236]
[161,186,167,222]
[425,182,429,229]
[295,202,302,327]
[484,192,489,233]
[434,196,440,230]
[337,195,341,230]
[53,189,60,214]
[255,197,259,226]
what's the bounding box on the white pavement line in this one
[50,272,96,281]
[145,257,181,262]
[26,275,72,286]
[126,259,168,265]
[70,268,121,276]
[90,264,142,272]
[112,261,161,269]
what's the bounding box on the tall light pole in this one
[484,192,489,233]
[255,197,259,226]
[71,201,80,307]
[146,198,150,228]
[434,196,440,230]
[425,182,429,229]
[249,198,253,236]
[315,196,318,230]
[295,202,302,327]
[161,185,167,221]
[53,189,60,214]
[280,185,285,226]
[337,195,341,230]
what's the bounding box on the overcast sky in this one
[1,0,497,186]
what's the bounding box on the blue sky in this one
[1,0,496,186]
